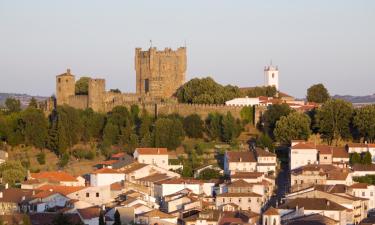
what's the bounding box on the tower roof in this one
[57,68,74,77]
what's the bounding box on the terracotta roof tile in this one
[155,178,202,185]
[216,192,262,197]
[0,188,36,203]
[30,171,78,182]
[139,209,177,218]
[263,207,279,215]
[291,142,316,150]
[226,151,256,163]
[135,148,168,155]
[231,172,263,179]
[37,185,86,195]
[350,183,368,189]
[77,206,101,219]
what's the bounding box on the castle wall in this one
[67,95,88,109]
[56,69,75,106]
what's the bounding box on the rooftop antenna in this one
[150,40,153,48]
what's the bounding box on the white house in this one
[255,148,277,173]
[224,151,257,175]
[347,143,375,161]
[154,178,203,199]
[90,168,124,186]
[134,148,169,170]
[290,142,318,170]
[349,183,375,211]
[225,96,260,106]
[27,191,69,213]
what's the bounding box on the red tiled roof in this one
[111,152,125,158]
[226,151,256,163]
[231,172,263,179]
[135,148,168,155]
[155,178,202,185]
[291,142,316,150]
[37,185,86,195]
[110,182,123,191]
[97,160,119,165]
[30,171,78,182]
[77,206,101,219]
[263,207,279,215]
[91,168,123,174]
[350,183,368,189]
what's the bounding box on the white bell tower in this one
[264,63,279,90]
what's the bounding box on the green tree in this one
[176,77,242,104]
[0,161,27,185]
[221,112,242,143]
[113,210,121,225]
[183,114,204,138]
[75,77,90,95]
[138,110,153,146]
[350,152,361,165]
[316,99,353,145]
[154,118,184,150]
[28,97,38,108]
[256,134,275,153]
[306,83,330,103]
[102,123,119,147]
[205,113,223,141]
[244,86,277,98]
[21,108,48,149]
[198,168,221,180]
[36,151,46,165]
[362,151,372,165]
[4,112,25,146]
[58,153,70,168]
[262,103,292,138]
[80,109,105,142]
[274,112,311,145]
[353,105,375,143]
[240,106,253,124]
[5,98,21,113]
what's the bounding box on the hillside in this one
[333,94,375,104]
[0,93,48,107]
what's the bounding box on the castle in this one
[54,46,266,122]
[56,47,187,112]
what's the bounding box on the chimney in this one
[5,183,8,189]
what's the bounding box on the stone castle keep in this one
[55,46,259,120]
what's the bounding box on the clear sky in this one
[0,0,374,98]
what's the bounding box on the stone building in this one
[135,47,187,99]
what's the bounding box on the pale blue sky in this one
[0,0,374,98]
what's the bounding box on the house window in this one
[371,192,373,197]
[96,193,100,197]
[86,193,89,198]
[324,156,327,159]
[229,198,232,202]
[248,198,251,203]
[223,198,225,203]
[238,198,241,203]
[362,192,365,197]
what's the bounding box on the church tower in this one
[264,64,279,90]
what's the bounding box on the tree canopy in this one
[262,103,293,138]
[183,114,204,138]
[353,105,375,143]
[306,83,330,103]
[274,112,311,144]
[5,98,21,113]
[75,77,90,95]
[316,99,353,145]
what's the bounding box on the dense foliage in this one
[306,83,330,103]
[353,105,375,143]
[75,77,90,95]
[243,86,277,98]
[274,112,311,144]
[261,103,293,137]
[175,77,241,104]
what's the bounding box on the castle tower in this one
[262,207,280,225]
[88,78,105,112]
[56,69,75,106]
[264,64,279,90]
[135,47,187,99]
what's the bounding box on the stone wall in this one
[67,95,88,109]
[135,47,186,98]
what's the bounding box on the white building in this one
[255,148,277,173]
[90,168,124,186]
[349,183,375,211]
[290,142,318,170]
[224,151,257,175]
[154,178,203,199]
[134,148,169,170]
[264,64,279,90]
[225,96,260,106]
[27,191,69,213]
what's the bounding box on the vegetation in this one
[197,168,221,180]
[240,106,253,124]
[262,103,293,137]
[243,86,277,98]
[176,77,241,104]
[315,99,353,145]
[205,112,242,143]
[353,175,375,185]
[0,161,27,185]
[113,210,121,225]
[274,112,311,145]
[353,105,375,143]
[5,97,21,113]
[306,83,330,103]
[75,77,90,95]
[183,114,204,138]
